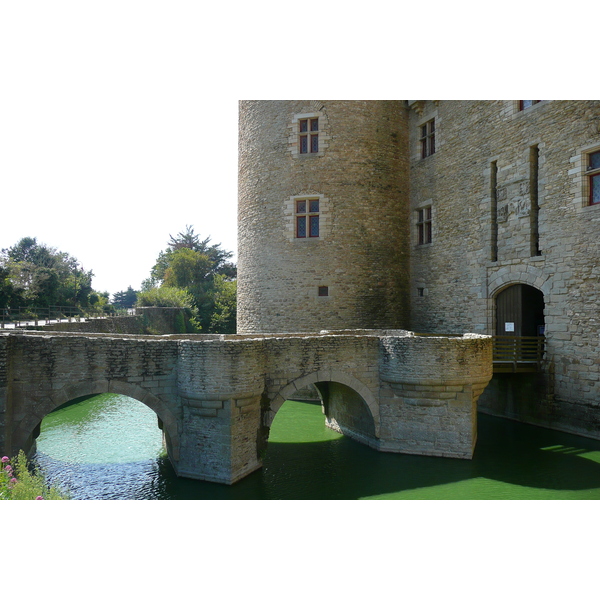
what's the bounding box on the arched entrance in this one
[495,284,545,337]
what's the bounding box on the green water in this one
[33,393,600,500]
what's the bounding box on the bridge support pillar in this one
[176,339,266,484]
[175,394,263,484]
[378,334,493,459]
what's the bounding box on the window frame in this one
[420,119,436,159]
[519,100,541,111]
[416,206,432,245]
[299,117,319,155]
[588,150,600,206]
[295,197,320,238]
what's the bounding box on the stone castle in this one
[237,100,600,441]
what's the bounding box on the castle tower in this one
[237,101,411,333]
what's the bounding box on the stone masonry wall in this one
[238,100,411,333]
[409,100,600,439]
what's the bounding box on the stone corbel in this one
[408,100,426,116]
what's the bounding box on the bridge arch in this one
[12,379,180,462]
[266,369,380,439]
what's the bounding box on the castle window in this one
[420,119,435,158]
[520,101,540,111]
[299,118,319,154]
[417,207,432,244]
[589,150,600,205]
[296,198,320,238]
[318,286,329,297]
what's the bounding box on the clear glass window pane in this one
[309,215,319,237]
[590,151,600,170]
[296,200,306,213]
[309,200,319,213]
[299,119,308,132]
[310,118,319,131]
[297,216,306,237]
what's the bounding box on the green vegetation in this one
[0,236,110,312]
[139,225,237,333]
[1,451,68,500]
[111,285,138,309]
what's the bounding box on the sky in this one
[1,3,241,297]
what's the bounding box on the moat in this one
[33,393,600,500]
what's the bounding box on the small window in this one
[318,286,329,297]
[417,287,425,297]
[300,118,319,154]
[417,207,432,245]
[296,198,320,238]
[420,119,435,158]
[589,150,600,205]
[520,101,540,111]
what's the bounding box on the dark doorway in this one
[496,284,545,337]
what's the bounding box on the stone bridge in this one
[0,329,492,484]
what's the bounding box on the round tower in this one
[237,100,411,334]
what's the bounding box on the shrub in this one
[0,451,68,500]
[136,286,194,308]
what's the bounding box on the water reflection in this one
[33,395,600,500]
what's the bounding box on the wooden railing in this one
[492,336,545,373]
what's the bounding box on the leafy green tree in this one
[142,226,237,333]
[136,286,195,308]
[1,237,94,309]
[0,265,22,308]
[112,286,138,309]
[208,275,237,334]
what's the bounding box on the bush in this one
[1,451,68,500]
[136,286,194,308]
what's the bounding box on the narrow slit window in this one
[417,206,432,245]
[420,119,435,159]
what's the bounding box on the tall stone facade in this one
[238,101,411,333]
[408,100,600,438]
[238,100,600,441]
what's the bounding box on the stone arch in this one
[488,265,551,299]
[12,378,180,461]
[487,266,550,335]
[266,369,379,437]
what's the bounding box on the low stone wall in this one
[21,307,191,336]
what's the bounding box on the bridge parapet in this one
[0,329,493,485]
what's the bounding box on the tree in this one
[0,237,95,308]
[112,286,138,309]
[143,226,237,333]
